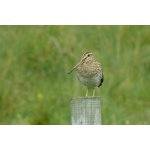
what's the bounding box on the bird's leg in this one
[92,89,96,97]
[85,88,89,97]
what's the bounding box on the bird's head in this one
[68,52,93,74]
[82,52,93,60]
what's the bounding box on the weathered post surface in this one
[71,97,101,125]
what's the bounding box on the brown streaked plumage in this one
[68,52,104,96]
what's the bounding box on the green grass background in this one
[0,25,149,124]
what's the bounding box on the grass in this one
[0,25,149,124]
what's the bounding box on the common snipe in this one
[68,52,104,96]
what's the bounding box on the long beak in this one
[68,59,83,74]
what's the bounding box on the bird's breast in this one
[77,75,100,89]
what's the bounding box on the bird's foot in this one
[85,89,88,97]
[92,89,96,97]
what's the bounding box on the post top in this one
[72,96,101,100]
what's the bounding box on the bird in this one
[68,52,104,97]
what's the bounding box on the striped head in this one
[68,52,93,74]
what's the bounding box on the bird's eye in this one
[88,54,90,56]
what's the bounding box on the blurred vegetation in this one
[0,25,149,124]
